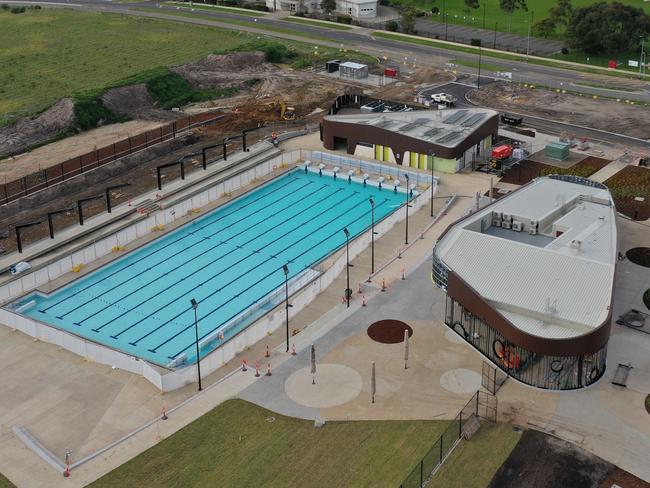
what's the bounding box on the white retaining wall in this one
[0,149,433,391]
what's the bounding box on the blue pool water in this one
[16,169,407,367]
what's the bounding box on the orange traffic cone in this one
[255,361,260,377]
[161,405,168,420]
[265,345,270,358]
[265,363,272,376]
[242,359,248,372]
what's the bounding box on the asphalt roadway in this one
[8,0,650,150]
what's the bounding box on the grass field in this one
[395,0,650,37]
[284,17,353,30]
[429,423,521,488]
[0,9,253,122]
[0,473,16,488]
[88,399,449,488]
[165,1,267,16]
[451,58,506,72]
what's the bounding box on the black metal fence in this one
[399,391,497,488]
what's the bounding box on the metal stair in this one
[135,199,160,215]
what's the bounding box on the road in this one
[8,0,650,149]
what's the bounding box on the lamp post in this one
[283,264,292,352]
[493,21,498,49]
[640,36,646,78]
[369,198,376,275]
[404,178,409,245]
[477,40,482,89]
[190,298,202,391]
[343,227,352,308]
[430,153,435,217]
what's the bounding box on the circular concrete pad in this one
[440,369,482,394]
[445,329,466,344]
[285,363,363,409]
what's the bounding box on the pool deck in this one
[1,140,649,486]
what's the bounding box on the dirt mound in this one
[0,98,74,157]
[102,84,175,121]
[173,52,266,89]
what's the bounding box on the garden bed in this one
[603,165,650,220]
[499,156,610,186]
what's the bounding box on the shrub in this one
[470,38,482,46]
[431,6,439,14]
[561,47,569,55]
[250,3,269,11]
[1,4,10,10]
[73,96,128,132]
[10,6,26,13]
[385,19,399,31]
[336,15,352,24]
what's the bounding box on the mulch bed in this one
[367,320,412,344]
[626,247,650,268]
[488,430,614,488]
[499,156,610,186]
[603,165,650,220]
[599,467,650,488]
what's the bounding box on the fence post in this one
[420,459,423,488]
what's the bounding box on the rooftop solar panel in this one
[442,110,468,125]
[461,113,485,127]
[423,128,442,137]
[436,131,464,145]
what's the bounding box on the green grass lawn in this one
[88,399,449,488]
[0,9,252,123]
[0,473,16,488]
[451,58,506,72]
[394,0,650,37]
[284,17,353,30]
[429,423,521,488]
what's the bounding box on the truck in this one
[430,93,457,106]
[500,113,523,126]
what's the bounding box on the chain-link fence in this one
[399,390,497,488]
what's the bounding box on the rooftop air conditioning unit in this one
[502,213,512,222]
[493,211,502,220]
[502,221,512,229]
[492,219,502,227]
[529,228,537,235]
[512,221,523,231]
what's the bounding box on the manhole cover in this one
[626,247,650,268]
[367,319,413,344]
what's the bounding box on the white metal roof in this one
[435,177,617,340]
[339,61,367,69]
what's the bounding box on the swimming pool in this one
[14,168,407,367]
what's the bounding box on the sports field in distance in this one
[0,9,252,122]
[397,0,650,37]
[88,399,449,488]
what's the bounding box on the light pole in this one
[640,36,646,78]
[343,227,352,308]
[369,198,376,274]
[190,298,202,391]
[430,153,435,217]
[443,0,448,40]
[493,21,498,49]
[404,174,411,245]
[477,40,482,89]
[283,264,292,352]
[525,11,534,61]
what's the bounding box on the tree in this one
[385,19,399,31]
[320,0,336,15]
[464,0,480,9]
[400,7,418,34]
[499,0,527,32]
[549,0,572,27]
[534,18,556,38]
[566,1,650,55]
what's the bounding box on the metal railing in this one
[399,390,497,488]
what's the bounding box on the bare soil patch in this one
[0,98,74,157]
[499,156,610,185]
[603,165,650,220]
[367,320,413,344]
[469,82,650,140]
[488,429,614,488]
[172,52,266,90]
[102,84,175,121]
[0,120,165,182]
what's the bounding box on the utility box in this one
[339,62,368,79]
[384,67,398,78]
[545,142,570,161]
[326,60,340,73]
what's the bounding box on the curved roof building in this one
[432,175,617,390]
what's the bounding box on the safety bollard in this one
[362,295,367,307]
[255,361,260,377]
[291,343,297,356]
[265,363,272,376]
[401,268,406,280]
[161,405,168,420]
[242,359,248,372]
[381,278,387,292]
[265,345,270,358]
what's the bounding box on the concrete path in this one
[589,159,629,183]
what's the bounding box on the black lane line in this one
[39,176,302,313]
[163,196,393,359]
[107,187,352,341]
[65,182,325,324]
[138,192,372,351]
[87,185,340,334]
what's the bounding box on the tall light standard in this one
[639,36,646,78]
[477,39,483,89]
[343,227,352,308]
[404,174,411,245]
[369,198,376,274]
[493,21,498,49]
[190,298,202,391]
[525,11,534,61]
[430,153,435,217]
[283,264,292,352]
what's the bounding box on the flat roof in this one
[340,62,367,69]
[434,176,617,340]
[323,108,498,149]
